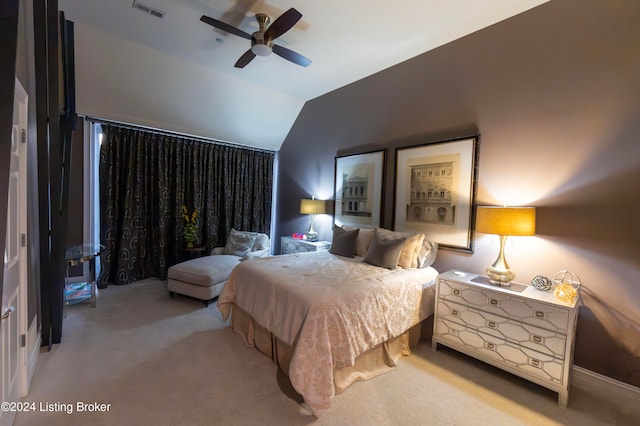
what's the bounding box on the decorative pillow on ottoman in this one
[222,228,258,257]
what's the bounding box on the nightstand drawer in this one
[435,317,565,384]
[437,298,567,359]
[439,279,570,333]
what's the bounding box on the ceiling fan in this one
[200,8,311,69]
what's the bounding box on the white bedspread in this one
[218,251,438,416]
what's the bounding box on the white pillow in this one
[222,229,258,257]
[417,239,438,268]
[252,233,270,251]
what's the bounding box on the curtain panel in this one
[98,124,274,287]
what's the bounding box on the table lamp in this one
[300,198,328,241]
[476,206,536,285]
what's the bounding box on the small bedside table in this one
[280,236,331,254]
[178,245,207,262]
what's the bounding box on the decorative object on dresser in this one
[475,206,536,285]
[553,270,582,304]
[281,236,331,254]
[432,270,578,407]
[300,198,329,241]
[334,149,385,229]
[531,275,552,291]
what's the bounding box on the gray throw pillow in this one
[222,228,258,257]
[364,233,406,269]
[329,226,360,258]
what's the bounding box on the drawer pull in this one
[532,335,542,343]
[452,289,460,295]
[488,321,496,328]
[486,342,496,350]
[535,310,545,318]
[530,358,541,368]
[490,298,498,306]
[451,309,459,317]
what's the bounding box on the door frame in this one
[15,77,38,393]
[0,76,29,426]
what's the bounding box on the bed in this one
[217,228,438,416]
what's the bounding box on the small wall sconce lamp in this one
[476,206,536,285]
[300,198,328,241]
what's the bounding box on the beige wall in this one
[276,0,640,386]
[68,22,303,151]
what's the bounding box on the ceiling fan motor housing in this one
[251,32,273,56]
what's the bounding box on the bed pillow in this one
[343,226,374,257]
[376,228,438,268]
[364,232,406,269]
[222,228,258,257]
[252,233,270,251]
[417,238,438,268]
[397,233,425,268]
[329,226,360,258]
[374,228,405,242]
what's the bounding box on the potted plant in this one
[180,205,199,248]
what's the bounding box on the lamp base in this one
[485,234,516,286]
[304,231,318,242]
[305,213,318,241]
[486,266,515,286]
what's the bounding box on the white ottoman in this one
[167,255,241,306]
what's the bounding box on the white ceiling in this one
[59,0,548,149]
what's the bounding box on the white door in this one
[1,78,28,426]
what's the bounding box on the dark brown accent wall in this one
[66,119,84,277]
[276,0,640,387]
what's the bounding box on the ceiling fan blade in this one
[235,49,256,68]
[200,15,251,40]
[264,8,302,41]
[272,44,311,67]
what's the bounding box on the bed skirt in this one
[231,304,433,396]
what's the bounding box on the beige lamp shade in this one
[300,199,328,215]
[476,206,536,236]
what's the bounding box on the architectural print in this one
[334,150,384,228]
[342,170,371,217]
[394,136,478,252]
[407,161,455,225]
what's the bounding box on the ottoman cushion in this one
[168,255,241,287]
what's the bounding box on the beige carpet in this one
[15,279,640,426]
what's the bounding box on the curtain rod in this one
[84,116,277,154]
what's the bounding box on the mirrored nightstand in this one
[280,236,331,254]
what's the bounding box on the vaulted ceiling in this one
[59,0,548,150]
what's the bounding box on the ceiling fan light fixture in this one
[200,8,310,68]
[251,43,272,56]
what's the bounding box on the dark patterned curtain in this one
[98,124,274,287]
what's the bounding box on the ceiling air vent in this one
[132,0,166,20]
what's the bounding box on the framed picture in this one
[394,135,479,252]
[334,150,385,228]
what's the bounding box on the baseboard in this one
[572,365,640,407]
